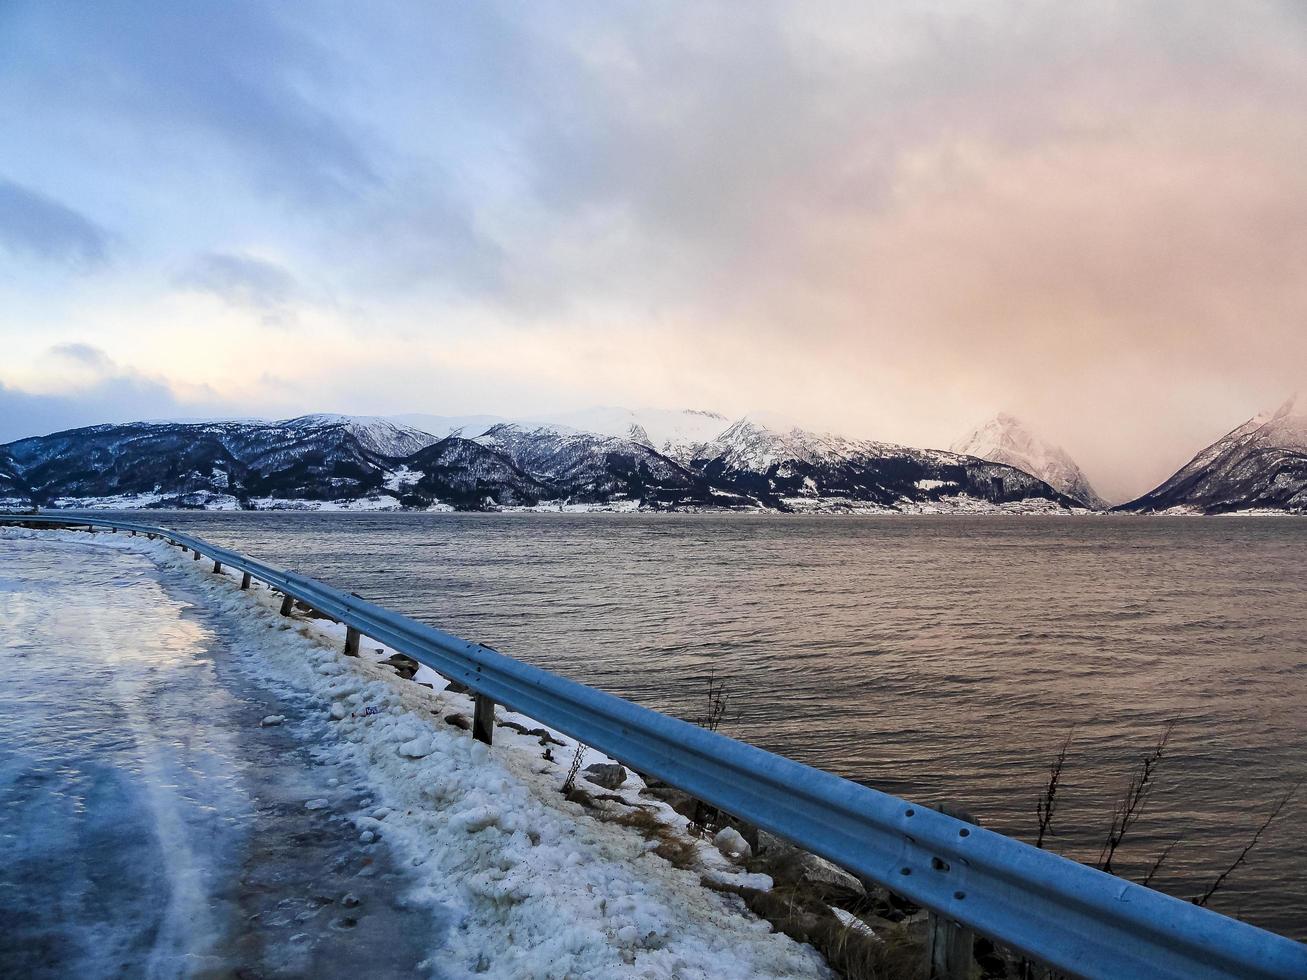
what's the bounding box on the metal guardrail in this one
[4,513,1306,980]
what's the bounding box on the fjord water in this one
[113,512,1307,938]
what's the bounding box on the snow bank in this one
[1,526,830,980]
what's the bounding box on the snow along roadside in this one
[1,527,830,980]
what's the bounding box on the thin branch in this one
[1194,781,1300,907]
[1097,721,1175,874]
[1140,838,1182,888]
[694,669,733,733]
[1036,729,1074,850]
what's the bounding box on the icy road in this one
[0,530,829,980]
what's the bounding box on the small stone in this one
[341,893,361,908]
[752,831,862,904]
[329,702,347,721]
[755,830,865,897]
[359,830,376,844]
[582,763,628,790]
[305,798,330,811]
[260,714,285,727]
[397,736,434,759]
[713,826,752,861]
[799,854,866,896]
[383,654,420,679]
[444,713,471,731]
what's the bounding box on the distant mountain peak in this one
[1121,394,1307,514]
[1260,392,1303,424]
[952,414,1106,509]
[275,413,437,459]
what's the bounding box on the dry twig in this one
[1194,781,1300,907]
[1036,730,1073,850]
[1097,721,1175,874]
[562,743,587,794]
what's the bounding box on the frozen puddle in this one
[0,530,830,980]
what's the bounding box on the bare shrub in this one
[1030,721,1298,913]
[562,743,587,794]
[1097,721,1174,874]
[694,668,733,733]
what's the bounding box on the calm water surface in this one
[93,512,1307,939]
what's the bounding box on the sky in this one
[1,2,1305,502]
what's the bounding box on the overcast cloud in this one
[1,1,1304,500]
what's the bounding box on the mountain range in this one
[1,401,1303,514]
[0,410,1077,514]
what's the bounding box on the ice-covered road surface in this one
[0,530,831,980]
[0,534,440,978]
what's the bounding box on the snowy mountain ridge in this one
[471,422,717,507]
[1122,394,1307,514]
[280,413,439,458]
[0,410,1076,513]
[952,413,1107,509]
[396,407,735,459]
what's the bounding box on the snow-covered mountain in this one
[390,413,508,440]
[527,408,732,457]
[0,408,1082,513]
[1121,395,1307,514]
[952,414,1106,509]
[0,447,28,510]
[472,423,724,507]
[281,413,436,459]
[683,417,1077,513]
[0,415,439,510]
[396,407,734,458]
[396,437,550,509]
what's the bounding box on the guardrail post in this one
[240,571,251,590]
[212,559,222,574]
[473,694,494,745]
[344,626,360,657]
[193,548,200,561]
[927,803,978,980]
[279,594,294,616]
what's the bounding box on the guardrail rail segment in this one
[4,514,1305,980]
